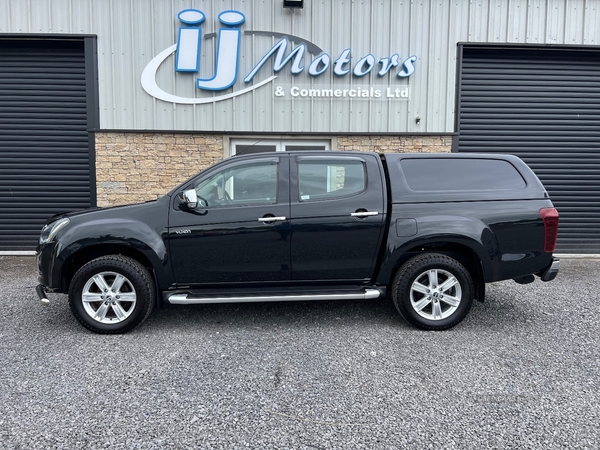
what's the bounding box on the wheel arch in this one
[377,240,486,302]
[59,243,167,304]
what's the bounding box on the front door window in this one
[195,161,278,208]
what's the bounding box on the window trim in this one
[230,138,331,156]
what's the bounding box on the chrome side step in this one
[167,288,381,305]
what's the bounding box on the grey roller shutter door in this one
[457,46,600,254]
[0,39,93,251]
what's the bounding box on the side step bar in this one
[167,288,382,305]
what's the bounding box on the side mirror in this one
[182,189,198,209]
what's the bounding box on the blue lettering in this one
[197,10,245,91]
[175,9,205,72]
[353,54,375,77]
[308,54,331,76]
[398,55,417,78]
[333,49,351,76]
[244,38,305,83]
[172,9,418,94]
[378,54,400,77]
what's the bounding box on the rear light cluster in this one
[540,207,559,253]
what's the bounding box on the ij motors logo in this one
[141,9,418,104]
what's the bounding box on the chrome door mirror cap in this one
[182,189,198,209]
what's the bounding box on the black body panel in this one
[168,156,291,284]
[288,153,386,282]
[36,151,558,304]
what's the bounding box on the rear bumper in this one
[539,257,560,282]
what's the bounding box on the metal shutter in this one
[457,45,600,254]
[0,39,93,251]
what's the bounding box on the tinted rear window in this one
[400,159,526,191]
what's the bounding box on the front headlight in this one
[39,218,70,244]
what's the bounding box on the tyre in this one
[392,253,474,330]
[68,255,155,334]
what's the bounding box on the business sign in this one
[141,9,417,104]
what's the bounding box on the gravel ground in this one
[0,255,599,449]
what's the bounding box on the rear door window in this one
[297,160,366,201]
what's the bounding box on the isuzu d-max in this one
[36,151,560,334]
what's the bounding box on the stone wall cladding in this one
[95,133,452,206]
[336,135,453,154]
[95,133,223,207]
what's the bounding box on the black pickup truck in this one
[36,151,560,334]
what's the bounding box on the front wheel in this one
[68,255,155,334]
[392,253,474,330]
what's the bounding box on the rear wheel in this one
[69,255,155,334]
[392,253,474,330]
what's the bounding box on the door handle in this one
[351,211,379,217]
[258,216,286,222]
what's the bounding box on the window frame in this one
[230,138,331,156]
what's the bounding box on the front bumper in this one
[36,240,66,291]
[539,257,560,282]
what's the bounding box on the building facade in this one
[1,0,599,253]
